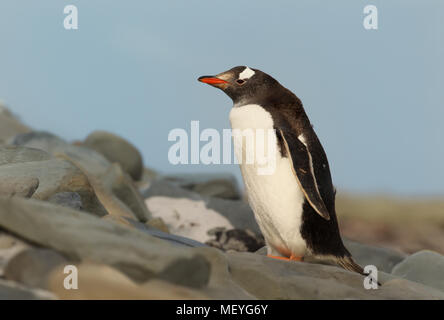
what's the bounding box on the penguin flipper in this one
[279,129,330,221]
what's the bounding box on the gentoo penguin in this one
[198,66,365,275]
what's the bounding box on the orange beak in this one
[198,76,228,85]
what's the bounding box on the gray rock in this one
[48,192,83,210]
[0,103,31,144]
[381,278,444,299]
[0,279,56,300]
[4,248,69,289]
[157,255,210,289]
[9,131,111,175]
[143,180,261,238]
[164,173,240,200]
[343,239,406,273]
[0,145,51,165]
[0,159,105,216]
[84,131,143,181]
[0,233,29,278]
[0,176,39,198]
[392,250,444,292]
[226,252,444,299]
[135,167,158,193]
[0,196,209,285]
[57,151,150,222]
[107,164,151,222]
[9,132,150,221]
[206,228,265,252]
[125,218,207,248]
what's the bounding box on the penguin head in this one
[198,66,279,106]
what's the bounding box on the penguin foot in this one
[267,254,303,262]
[289,254,303,261]
[267,254,291,261]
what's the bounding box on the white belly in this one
[229,104,307,257]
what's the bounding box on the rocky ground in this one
[0,102,443,300]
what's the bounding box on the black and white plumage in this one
[198,66,364,275]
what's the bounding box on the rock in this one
[0,103,31,144]
[227,252,371,299]
[0,159,105,216]
[48,192,83,210]
[0,146,53,199]
[0,233,20,250]
[0,176,39,198]
[48,263,209,299]
[84,131,143,181]
[146,195,235,243]
[0,196,209,284]
[144,180,261,243]
[0,145,51,165]
[381,278,444,299]
[226,252,444,299]
[206,228,265,252]
[9,131,111,175]
[135,167,158,194]
[0,233,29,277]
[59,152,151,222]
[156,255,210,288]
[4,248,69,289]
[141,279,210,299]
[343,239,406,273]
[164,173,240,200]
[391,250,444,292]
[194,247,257,300]
[0,279,56,300]
[108,164,151,222]
[129,220,207,248]
[146,217,169,233]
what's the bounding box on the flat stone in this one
[0,176,39,198]
[0,196,209,285]
[164,173,240,200]
[9,131,111,175]
[48,263,209,299]
[60,152,150,222]
[48,192,83,210]
[0,146,51,165]
[226,251,444,299]
[0,279,56,300]
[4,248,68,289]
[0,233,29,277]
[0,159,104,216]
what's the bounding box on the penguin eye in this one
[236,79,246,85]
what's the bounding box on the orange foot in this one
[267,254,303,262]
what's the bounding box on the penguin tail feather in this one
[337,256,381,286]
[337,256,364,275]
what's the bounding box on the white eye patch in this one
[239,67,255,80]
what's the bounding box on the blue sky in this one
[0,1,443,195]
